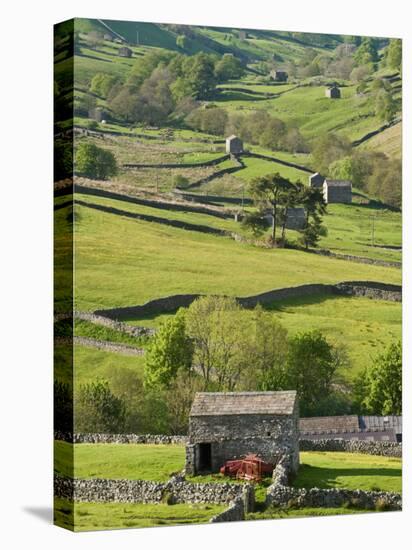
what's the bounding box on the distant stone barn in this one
[323,179,352,203]
[185,391,300,476]
[309,172,325,188]
[226,135,243,155]
[285,207,306,230]
[270,70,288,82]
[325,85,341,99]
[118,46,133,58]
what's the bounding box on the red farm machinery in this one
[219,454,274,482]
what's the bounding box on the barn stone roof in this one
[190,391,297,417]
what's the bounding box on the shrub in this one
[74,379,126,433]
[75,142,117,180]
[173,175,190,188]
[86,120,99,130]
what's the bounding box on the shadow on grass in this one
[261,292,340,312]
[293,464,401,490]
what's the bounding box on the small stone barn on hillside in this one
[309,172,325,188]
[323,179,352,203]
[185,391,299,476]
[285,207,306,230]
[325,85,341,98]
[270,70,288,82]
[118,46,133,58]
[226,135,243,155]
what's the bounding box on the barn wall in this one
[187,412,299,475]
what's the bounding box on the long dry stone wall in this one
[76,199,229,237]
[74,184,238,220]
[55,433,188,444]
[315,249,401,269]
[54,473,254,510]
[94,281,401,320]
[70,337,144,356]
[55,311,155,337]
[123,154,230,169]
[266,484,402,510]
[300,439,402,458]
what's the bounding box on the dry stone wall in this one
[300,439,402,457]
[266,484,402,510]
[265,453,401,511]
[93,281,401,321]
[55,311,155,337]
[56,336,144,356]
[54,473,254,509]
[54,432,188,444]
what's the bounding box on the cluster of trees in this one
[55,307,401,435]
[311,133,402,208]
[144,297,351,426]
[91,51,245,126]
[278,37,400,84]
[243,173,327,249]
[187,108,308,153]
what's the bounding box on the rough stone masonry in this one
[185,391,300,476]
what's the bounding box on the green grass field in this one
[216,84,382,142]
[55,498,223,531]
[54,342,145,387]
[247,507,376,521]
[55,442,401,495]
[66,204,400,312]
[233,156,309,183]
[54,441,185,481]
[320,201,401,262]
[294,452,402,493]
[266,294,401,376]
[74,345,145,386]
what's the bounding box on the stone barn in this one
[323,179,352,203]
[226,135,243,155]
[325,85,341,98]
[309,172,325,188]
[270,70,288,82]
[269,69,288,82]
[185,391,299,476]
[285,207,306,230]
[118,46,133,58]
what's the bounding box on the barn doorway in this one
[198,443,212,471]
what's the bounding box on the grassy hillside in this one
[360,121,402,159]
[216,84,381,142]
[266,294,401,377]
[70,204,401,311]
